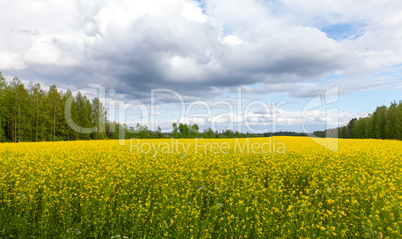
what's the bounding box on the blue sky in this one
[1,0,401,133]
[321,23,364,40]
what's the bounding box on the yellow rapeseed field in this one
[0,137,401,238]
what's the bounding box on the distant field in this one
[0,137,401,238]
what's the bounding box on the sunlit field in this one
[1,137,401,238]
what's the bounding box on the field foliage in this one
[0,137,401,238]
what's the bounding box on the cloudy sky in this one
[1,0,402,133]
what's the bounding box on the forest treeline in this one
[168,122,307,139]
[1,72,308,142]
[0,72,111,142]
[4,72,399,142]
[0,72,168,142]
[313,101,402,139]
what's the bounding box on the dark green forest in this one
[314,101,402,140]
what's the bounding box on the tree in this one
[365,115,374,138]
[91,97,106,139]
[353,117,367,139]
[7,78,31,142]
[346,118,357,138]
[0,77,109,142]
[191,124,199,137]
[48,85,64,141]
[386,102,398,139]
[397,101,402,140]
[343,126,348,138]
[172,122,179,138]
[28,83,53,141]
[178,123,190,138]
[224,129,234,138]
[204,127,215,138]
[372,106,387,139]
[0,72,7,142]
[62,90,80,140]
[136,123,150,138]
[75,92,92,140]
[156,125,163,138]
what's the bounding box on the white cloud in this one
[2,0,400,86]
[221,35,243,46]
[0,51,26,70]
[1,0,401,132]
[24,35,81,66]
[181,0,207,23]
